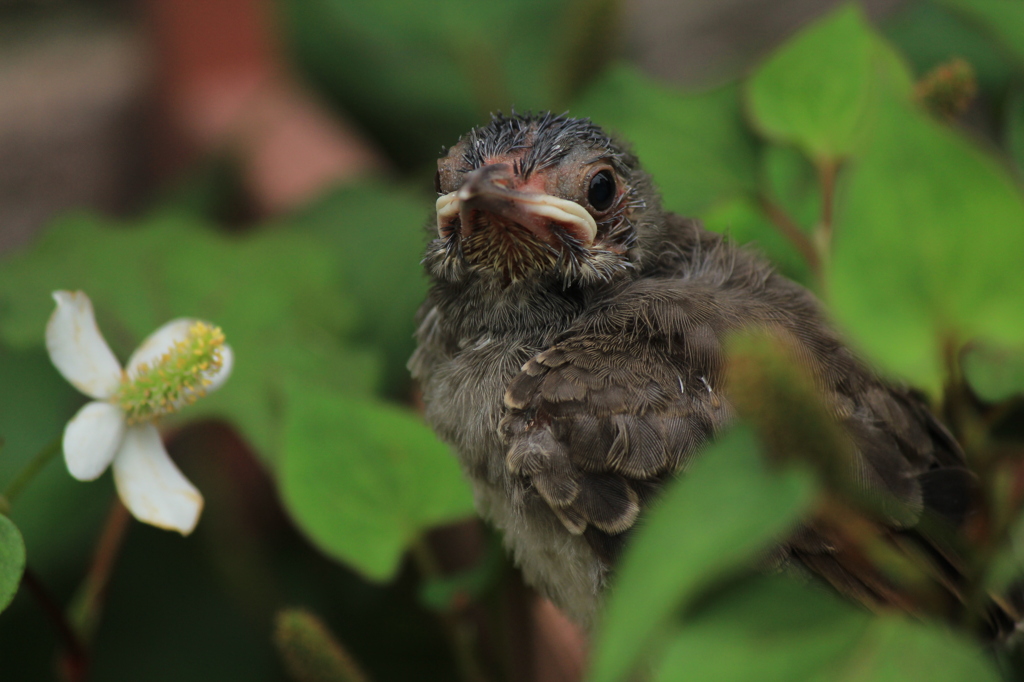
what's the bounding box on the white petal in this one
[204,343,234,394]
[125,318,195,377]
[46,291,123,399]
[62,401,126,481]
[112,424,203,535]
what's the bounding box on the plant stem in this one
[817,159,838,258]
[756,194,822,281]
[21,568,89,682]
[411,537,491,682]
[69,499,132,642]
[0,436,62,514]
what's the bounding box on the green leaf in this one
[963,343,1024,402]
[280,385,475,581]
[746,4,876,162]
[285,181,432,395]
[831,95,1024,393]
[807,617,999,682]
[654,575,996,682]
[0,215,379,463]
[1007,88,1024,179]
[573,64,758,216]
[0,514,26,613]
[653,575,871,682]
[0,344,112,578]
[933,0,1024,69]
[986,503,1024,593]
[588,427,817,682]
[761,144,823,230]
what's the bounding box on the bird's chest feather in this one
[420,332,536,484]
[413,310,608,626]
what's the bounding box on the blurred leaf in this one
[806,617,999,681]
[280,385,474,581]
[653,575,871,682]
[0,344,109,579]
[0,215,378,464]
[550,0,623,107]
[285,181,432,395]
[933,0,1024,69]
[278,0,569,167]
[589,427,816,682]
[1007,88,1024,178]
[746,4,875,163]
[761,144,822,230]
[725,332,856,493]
[655,575,996,682]
[884,1,1016,95]
[986,500,1024,593]
[700,196,812,286]
[573,64,758,216]
[274,608,370,682]
[963,343,1024,402]
[831,94,1024,393]
[0,514,25,613]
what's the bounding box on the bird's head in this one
[425,112,662,288]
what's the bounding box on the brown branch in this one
[818,160,838,243]
[756,194,822,278]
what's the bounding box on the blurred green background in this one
[1,0,1023,680]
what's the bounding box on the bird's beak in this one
[436,164,598,247]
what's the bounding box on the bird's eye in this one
[587,169,616,212]
[434,169,443,194]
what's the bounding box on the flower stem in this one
[21,567,89,682]
[0,436,62,515]
[68,498,132,642]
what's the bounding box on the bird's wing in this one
[500,226,965,567]
[499,252,784,562]
[501,321,729,561]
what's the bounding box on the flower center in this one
[115,322,226,424]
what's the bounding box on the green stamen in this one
[115,322,226,424]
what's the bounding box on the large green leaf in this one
[1007,88,1024,179]
[653,575,871,682]
[280,385,475,581]
[0,514,25,613]
[0,215,378,463]
[284,181,432,395]
[0,344,111,579]
[654,573,996,682]
[588,427,817,682]
[746,4,876,163]
[963,343,1024,402]
[831,94,1024,393]
[934,0,1024,69]
[807,617,999,682]
[573,64,758,217]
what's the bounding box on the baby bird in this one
[409,112,971,630]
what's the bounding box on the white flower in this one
[45,291,233,535]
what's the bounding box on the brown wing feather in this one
[501,218,969,585]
